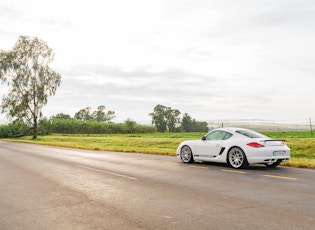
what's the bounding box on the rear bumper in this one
[245,147,290,164]
[247,156,290,164]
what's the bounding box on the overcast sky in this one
[1,0,314,124]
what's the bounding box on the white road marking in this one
[263,174,297,180]
[189,165,208,169]
[77,165,138,180]
[221,169,246,174]
[166,162,181,166]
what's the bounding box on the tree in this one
[149,104,168,132]
[52,113,71,120]
[181,113,193,132]
[165,108,181,132]
[192,120,208,132]
[74,107,93,121]
[0,36,61,139]
[124,118,137,133]
[74,105,115,122]
[92,105,115,122]
[149,104,181,132]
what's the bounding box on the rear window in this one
[236,130,265,138]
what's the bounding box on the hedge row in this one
[0,119,157,138]
[40,119,157,134]
[0,122,29,138]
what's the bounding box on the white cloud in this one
[1,0,314,124]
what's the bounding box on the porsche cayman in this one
[176,127,290,169]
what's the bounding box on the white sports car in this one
[176,127,290,169]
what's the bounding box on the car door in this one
[194,131,227,159]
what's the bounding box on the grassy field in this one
[2,131,315,169]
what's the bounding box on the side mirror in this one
[201,136,206,141]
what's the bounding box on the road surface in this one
[0,141,315,229]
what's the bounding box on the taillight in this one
[247,142,265,148]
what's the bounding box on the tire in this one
[265,160,281,168]
[180,145,194,163]
[227,147,249,169]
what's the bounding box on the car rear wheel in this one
[180,145,194,163]
[227,147,248,169]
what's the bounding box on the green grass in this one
[2,131,315,169]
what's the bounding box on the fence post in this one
[310,117,313,137]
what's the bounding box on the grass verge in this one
[2,132,315,169]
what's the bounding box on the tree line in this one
[0,105,156,137]
[0,36,208,138]
[0,103,208,137]
[149,104,208,132]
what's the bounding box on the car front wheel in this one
[180,145,194,163]
[227,147,248,169]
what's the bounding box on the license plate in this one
[266,140,283,146]
[273,151,286,156]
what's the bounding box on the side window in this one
[206,131,232,140]
[223,132,232,140]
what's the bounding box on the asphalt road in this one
[0,141,315,230]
